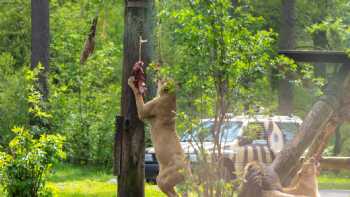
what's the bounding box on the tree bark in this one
[313,30,328,77]
[278,0,296,114]
[306,120,339,159]
[117,1,154,197]
[31,0,50,101]
[273,96,336,183]
[285,118,339,186]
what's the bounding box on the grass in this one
[0,164,349,196]
[47,164,165,197]
[318,171,350,190]
[0,164,165,197]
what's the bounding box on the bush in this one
[0,127,65,197]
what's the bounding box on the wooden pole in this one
[117,1,154,196]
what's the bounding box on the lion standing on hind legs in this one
[128,76,190,197]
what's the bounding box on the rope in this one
[139,36,148,62]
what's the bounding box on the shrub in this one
[0,127,65,197]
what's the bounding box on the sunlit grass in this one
[47,163,165,197]
[1,164,349,197]
[318,171,350,190]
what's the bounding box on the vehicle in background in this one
[145,114,302,182]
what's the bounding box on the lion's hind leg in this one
[157,168,181,197]
[157,158,189,197]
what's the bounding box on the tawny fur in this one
[128,77,190,197]
[262,190,308,197]
[283,158,320,197]
[239,162,308,197]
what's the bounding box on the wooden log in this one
[278,50,350,64]
[284,119,339,185]
[272,96,337,183]
[319,157,350,170]
[306,119,339,159]
[272,66,350,184]
[282,119,338,185]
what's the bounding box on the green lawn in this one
[0,164,349,197]
[0,164,165,197]
[47,164,165,197]
[318,171,350,190]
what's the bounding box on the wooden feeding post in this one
[114,1,154,197]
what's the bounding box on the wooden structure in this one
[319,157,350,170]
[273,50,350,184]
[115,1,154,197]
[279,50,350,64]
[239,50,350,197]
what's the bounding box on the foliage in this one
[0,0,350,176]
[47,0,123,166]
[0,0,31,68]
[155,0,279,195]
[0,0,123,166]
[0,127,65,197]
[160,0,278,117]
[0,53,28,145]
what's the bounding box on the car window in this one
[181,121,242,142]
[219,121,242,143]
[276,122,299,142]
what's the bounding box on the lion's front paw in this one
[128,76,136,88]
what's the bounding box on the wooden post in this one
[117,1,154,196]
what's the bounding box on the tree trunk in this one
[278,0,296,114]
[313,30,328,77]
[333,125,342,155]
[117,1,154,197]
[31,0,49,101]
[231,0,238,7]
